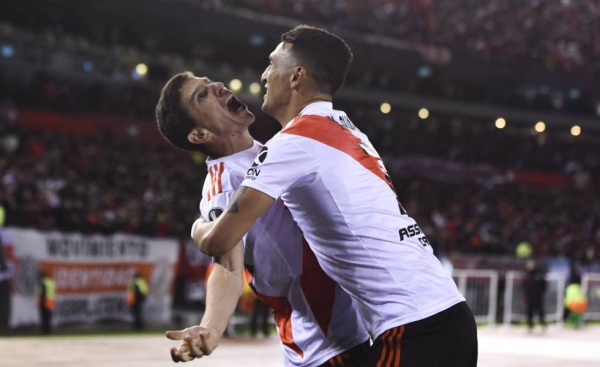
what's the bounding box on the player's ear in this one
[187,128,210,145]
[290,66,304,86]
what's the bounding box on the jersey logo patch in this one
[251,146,268,167]
[206,162,225,201]
[247,147,267,180]
[208,208,224,221]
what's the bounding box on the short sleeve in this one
[199,190,248,246]
[199,191,234,222]
[240,134,317,199]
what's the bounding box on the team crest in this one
[208,208,224,221]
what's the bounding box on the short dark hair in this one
[281,25,353,95]
[155,71,208,153]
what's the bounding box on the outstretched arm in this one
[166,241,244,362]
[192,187,275,257]
[201,241,244,335]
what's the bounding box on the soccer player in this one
[191,26,478,366]
[156,72,370,366]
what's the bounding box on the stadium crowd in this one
[2,70,599,173]
[1,100,598,259]
[400,178,599,261]
[348,106,600,172]
[221,0,600,73]
[0,105,206,238]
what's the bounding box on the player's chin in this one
[261,99,271,114]
[239,110,255,125]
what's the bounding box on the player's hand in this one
[169,341,195,363]
[166,326,221,361]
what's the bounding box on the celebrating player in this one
[156,72,370,366]
[191,25,478,366]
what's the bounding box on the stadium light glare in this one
[534,121,546,133]
[82,61,93,73]
[418,108,429,119]
[1,44,15,58]
[131,70,142,81]
[380,103,391,114]
[568,88,581,99]
[229,79,242,92]
[249,82,261,95]
[249,35,265,46]
[571,125,581,136]
[417,66,432,78]
[135,63,148,76]
[1,45,15,59]
[495,118,506,129]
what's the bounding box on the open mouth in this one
[226,94,247,113]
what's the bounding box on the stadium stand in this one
[221,0,600,73]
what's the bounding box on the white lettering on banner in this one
[54,267,135,291]
[46,237,148,260]
[0,228,178,328]
[55,293,131,322]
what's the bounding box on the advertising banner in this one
[0,228,178,328]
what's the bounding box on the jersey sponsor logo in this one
[251,146,268,167]
[208,207,224,221]
[398,224,430,246]
[246,147,267,179]
[245,168,260,180]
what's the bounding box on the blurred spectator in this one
[522,259,547,333]
[0,239,12,333]
[516,241,533,259]
[127,271,149,330]
[38,271,56,334]
[250,299,271,339]
[564,271,588,329]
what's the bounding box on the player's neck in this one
[209,130,254,159]
[279,93,332,128]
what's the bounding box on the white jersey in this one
[199,141,368,367]
[241,102,465,339]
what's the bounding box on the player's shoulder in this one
[205,140,263,191]
[205,160,245,194]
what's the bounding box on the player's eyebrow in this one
[188,78,211,103]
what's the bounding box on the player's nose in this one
[261,70,267,85]
[212,82,226,96]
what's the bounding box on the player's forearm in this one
[194,187,274,257]
[199,243,244,335]
[192,219,235,257]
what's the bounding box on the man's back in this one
[200,141,368,366]
[242,102,464,338]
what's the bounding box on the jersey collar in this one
[297,101,333,117]
[284,101,333,130]
[206,140,262,166]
